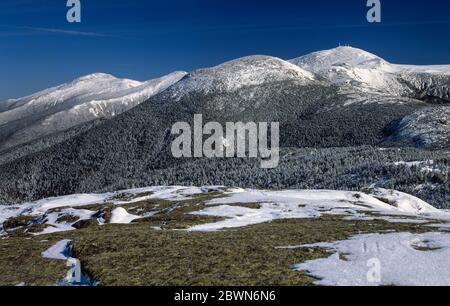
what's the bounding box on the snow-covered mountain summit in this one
[291,46,390,75]
[290,47,396,89]
[1,73,141,114]
[290,46,450,97]
[170,55,319,99]
[0,71,187,151]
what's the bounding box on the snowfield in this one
[291,232,450,286]
[0,186,220,235]
[1,186,449,236]
[110,207,140,224]
[188,188,446,231]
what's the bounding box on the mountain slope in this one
[0,71,187,151]
[384,106,450,148]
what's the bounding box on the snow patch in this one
[42,239,73,260]
[188,188,448,231]
[365,188,438,214]
[291,232,450,286]
[110,207,140,224]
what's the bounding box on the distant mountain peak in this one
[170,55,319,98]
[194,55,316,78]
[70,73,143,89]
[291,46,385,66]
[74,72,117,81]
[290,47,450,99]
[289,47,403,94]
[0,71,187,151]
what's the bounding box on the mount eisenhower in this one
[0,71,187,151]
[0,47,448,207]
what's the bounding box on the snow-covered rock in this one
[363,188,439,214]
[188,188,443,231]
[110,207,140,224]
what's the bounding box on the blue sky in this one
[1,0,450,100]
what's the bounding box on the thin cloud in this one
[20,26,112,37]
[0,25,111,37]
[0,31,39,37]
